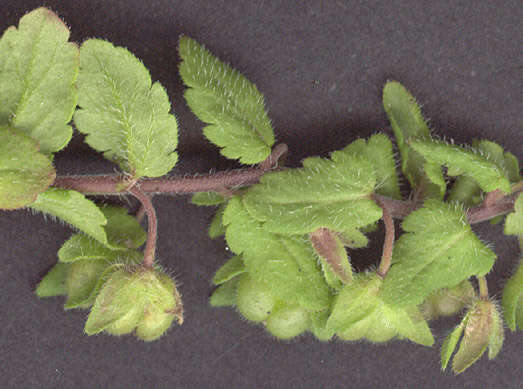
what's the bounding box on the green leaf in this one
[179,36,274,164]
[64,258,111,309]
[243,152,382,234]
[382,200,496,307]
[504,193,523,236]
[99,205,146,249]
[35,262,69,297]
[410,138,512,194]
[208,204,226,239]
[191,191,226,206]
[441,323,465,370]
[336,228,369,248]
[223,197,331,311]
[0,7,78,153]
[58,233,144,263]
[341,134,401,199]
[385,305,434,346]
[502,257,523,330]
[327,273,381,333]
[382,81,444,198]
[0,126,55,209]
[212,256,245,285]
[74,39,178,178]
[29,188,108,244]
[210,278,239,307]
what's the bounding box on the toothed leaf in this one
[223,197,330,311]
[382,200,496,307]
[0,7,78,153]
[340,134,401,199]
[410,139,511,194]
[179,36,274,164]
[382,81,444,198]
[35,262,69,297]
[74,39,178,178]
[0,126,55,209]
[29,188,108,245]
[243,152,382,234]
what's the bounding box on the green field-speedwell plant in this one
[1,8,521,374]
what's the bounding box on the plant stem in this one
[375,197,395,278]
[477,276,489,301]
[129,187,157,268]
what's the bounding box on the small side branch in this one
[129,187,157,268]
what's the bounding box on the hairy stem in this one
[375,197,395,278]
[129,187,157,268]
[477,276,489,301]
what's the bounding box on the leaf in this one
[243,152,382,234]
[382,200,496,307]
[502,257,523,330]
[58,233,144,263]
[382,81,444,198]
[0,126,55,209]
[208,204,226,239]
[179,36,274,164]
[35,262,69,297]
[223,197,331,311]
[326,273,381,333]
[441,323,465,370]
[210,278,239,307]
[309,311,335,341]
[385,305,434,346]
[341,134,401,199]
[410,138,512,194]
[336,228,369,248]
[64,258,111,309]
[504,193,523,236]
[99,205,146,249]
[191,191,226,206]
[29,188,108,245]
[74,39,178,178]
[212,256,245,285]
[0,7,78,153]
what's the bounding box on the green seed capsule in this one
[265,306,310,340]
[236,274,275,322]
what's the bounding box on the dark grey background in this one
[1,1,521,388]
